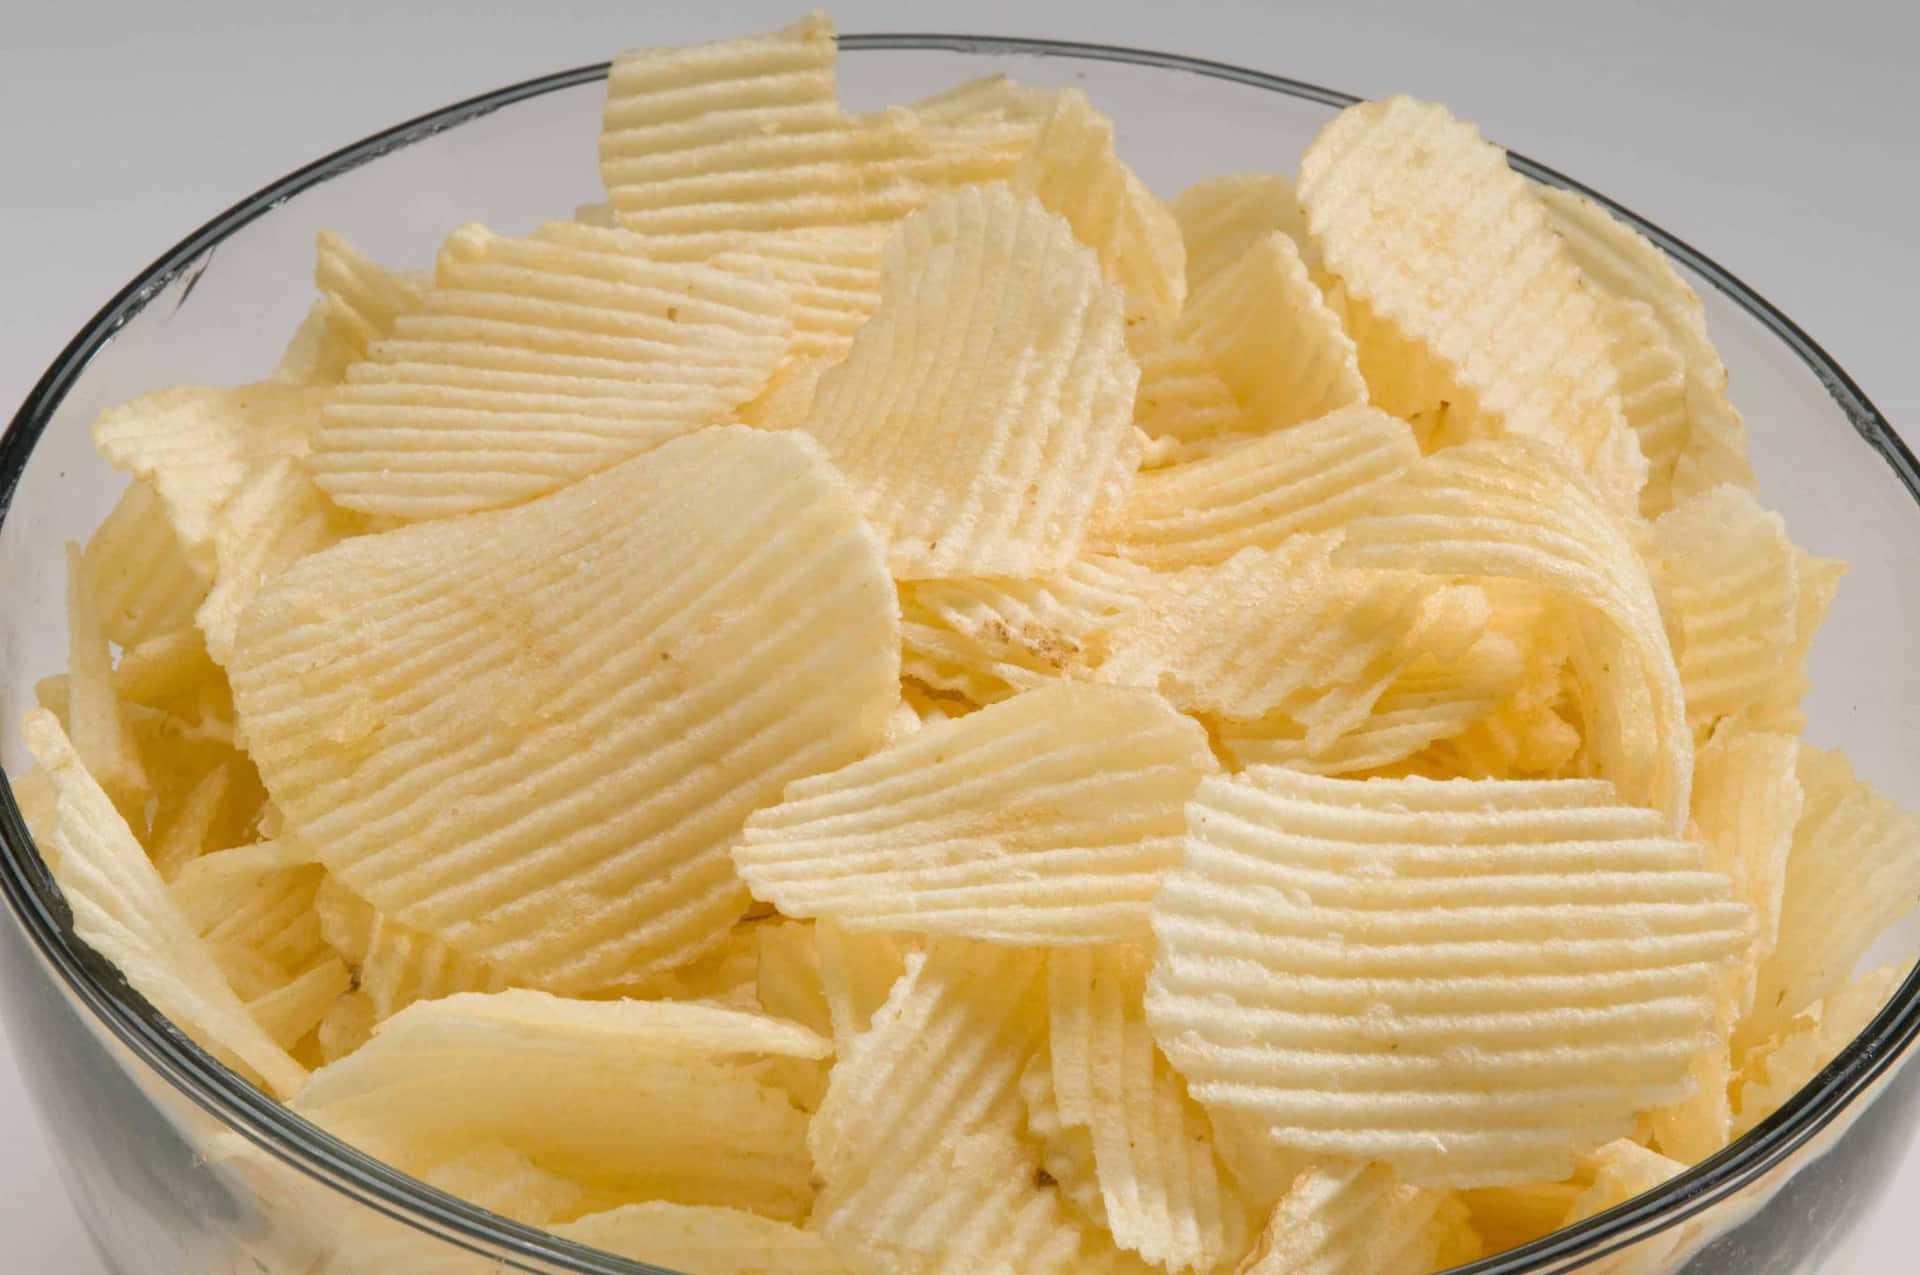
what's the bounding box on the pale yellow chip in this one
[1558,1140,1698,1275]
[1178,231,1366,435]
[1340,438,1691,829]
[705,224,888,363]
[755,918,831,1036]
[316,990,378,1065]
[1098,533,1490,746]
[421,1142,588,1225]
[1011,88,1187,323]
[1147,768,1750,1187]
[1168,173,1310,295]
[62,543,148,816]
[312,874,511,1022]
[1234,1162,1446,1275]
[1745,546,1846,735]
[802,185,1140,578]
[112,625,234,734]
[22,710,306,1097]
[1111,405,1419,570]
[309,222,792,519]
[170,840,332,995]
[1740,746,1920,1049]
[231,427,900,993]
[735,683,1216,943]
[1299,97,1645,511]
[1734,962,1910,1139]
[83,478,211,648]
[247,956,354,1051]
[552,1201,853,1275]
[1598,295,1690,518]
[1032,946,1251,1273]
[291,990,827,1220]
[1412,603,1582,782]
[1125,315,1247,445]
[814,919,909,1054]
[909,74,1058,128]
[313,231,429,365]
[900,555,1148,704]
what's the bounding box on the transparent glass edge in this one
[0,33,1912,1275]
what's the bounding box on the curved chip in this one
[1114,405,1419,570]
[552,1202,853,1275]
[1299,97,1645,511]
[313,231,428,365]
[909,75,1057,128]
[1126,315,1246,445]
[1168,173,1310,294]
[736,683,1216,943]
[170,840,331,996]
[706,225,888,362]
[62,543,147,815]
[1234,1162,1447,1275]
[232,427,900,993]
[309,222,792,519]
[1744,546,1846,736]
[1733,962,1911,1138]
[421,1142,588,1225]
[802,185,1139,578]
[84,478,210,649]
[1147,768,1751,1186]
[1598,295,1690,518]
[312,875,511,1022]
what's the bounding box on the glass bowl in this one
[2,33,1918,1275]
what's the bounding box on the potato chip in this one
[7,766,60,868]
[1011,89,1186,323]
[1147,768,1751,1186]
[1126,316,1247,445]
[552,1201,852,1274]
[909,75,1057,128]
[706,225,888,362]
[1598,297,1690,518]
[736,683,1215,943]
[1032,946,1251,1273]
[232,427,900,993]
[83,478,210,648]
[1234,1162,1445,1275]
[1340,439,1690,828]
[1299,98,1645,511]
[1168,174,1310,295]
[900,555,1148,704]
[62,544,147,815]
[22,710,306,1096]
[1178,232,1366,435]
[814,919,909,1053]
[755,919,831,1036]
[810,942,1091,1275]
[316,990,377,1064]
[802,185,1139,578]
[1733,962,1910,1138]
[291,990,826,1220]
[1111,405,1419,570]
[1745,547,1846,735]
[309,223,792,519]
[1691,727,1803,1016]
[248,955,353,1051]
[312,875,511,1021]
[1098,534,1488,746]
[1555,1140,1694,1275]
[112,625,231,728]
[314,231,428,364]
[1740,746,1920,1049]
[1461,1179,1587,1257]
[421,1142,588,1225]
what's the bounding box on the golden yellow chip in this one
[112,625,233,731]
[1111,405,1418,570]
[552,1202,853,1274]
[1598,296,1690,518]
[23,710,306,1097]
[1460,1179,1587,1258]
[247,956,354,1051]
[1167,173,1310,295]
[313,231,428,365]
[83,478,210,649]
[62,543,147,816]
[309,222,793,519]
[802,185,1139,578]
[312,875,510,1022]
[231,427,900,993]
[1299,97,1645,511]
[1148,768,1750,1186]
[1734,962,1910,1138]
[1235,1162,1446,1275]
[735,683,1215,943]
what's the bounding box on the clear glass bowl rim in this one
[0,32,1916,1275]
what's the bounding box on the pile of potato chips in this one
[11,11,1920,1275]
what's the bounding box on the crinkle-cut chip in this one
[1558,1140,1705,1275]
[640,919,765,1012]
[552,1202,853,1275]
[84,479,210,648]
[314,231,428,364]
[309,223,792,520]
[1112,406,1419,570]
[1099,534,1487,745]
[420,1142,587,1226]
[599,14,1033,257]
[910,75,1057,127]
[248,955,353,1051]
[756,919,831,1036]
[1745,547,1846,735]
[1037,946,1251,1273]
[198,457,362,666]
[1461,1179,1586,1257]
[63,544,147,815]
[291,990,826,1220]
[92,383,324,568]
[1740,747,1920,1050]
[1340,439,1690,828]
[171,841,331,981]
[23,711,306,1097]
[313,875,511,1021]
[1147,768,1751,1187]
[1215,631,1526,776]
[815,919,909,1052]
[802,186,1139,578]
[736,683,1216,943]
[1414,614,1581,782]
[1647,485,1798,736]
[1734,962,1910,1139]
[737,351,832,430]
[1179,232,1367,435]
[1233,1162,1446,1275]
[810,943,1085,1275]
[269,303,357,390]
[113,625,233,729]
[231,427,900,994]
[707,225,887,362]
[1011,89,1186,323]
[1126,316,1246,445]
[1598,296,1690,518]
[900,555,1149,704]
[1645,1037,1732,1167]
[1691,727,1802,1019]
[1169,174,1310,294]
[1020,1052,1106,1225]
[317,989,377,1064]
[1299,98,1645,511]
[1538,186,1756,509]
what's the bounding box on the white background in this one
[2,1,1916,1270]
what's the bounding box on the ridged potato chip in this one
[312,874,511,1022]
[1744,546,1846,735]
[814,919,909,1052]
[170,840,331,994]
[1148,768,1750,1186]
[1560,1140,1693,1275]
[1168,174,1310,294]
[801,185,1139,578]
[705,224,888,363]
[1111,405,1418,570]
[62,544,147,816]
[249,957,354,1052]
[1299,97,1645,511]
[909,75,1057,128]
[1234,1162,1446,1275]
[736,683,1215,943]
[1598,296,1690,518]
[1125,315,1246,445]
[232,427,900,993]
[23,710,306,1097]
[1460,1179,1587,1258]
[309,222,792,518]
[422,1142,588,1225]
[1733,962,1910,1138]
[314,231,428,364]
[754,919,831,1037]
[552,1202,853,1274]
[83,478,210,649]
